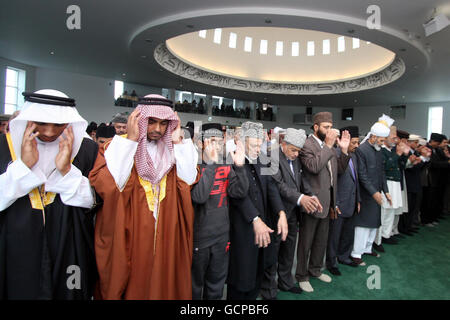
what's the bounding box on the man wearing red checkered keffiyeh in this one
[89,94,198,300]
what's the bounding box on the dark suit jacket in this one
[405,150,427,193]
[353,141,389,228]
[299,135,350,219]
[335,149,361,218]
[271,148,313,219]
[228,158,285,292]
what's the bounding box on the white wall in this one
[34,67,161,124]
[3,60,449,139]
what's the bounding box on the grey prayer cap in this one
[111,112,128,124]
[283,128,307,149]
[241,121,264,139]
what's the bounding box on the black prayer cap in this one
[340,126,359,138]
[430,133,445,142]
[96,124,116,139]
[201,123,223,139]
[397,129,410,140]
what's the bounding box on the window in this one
[198,30,207,39]
[276,41,283,56]
[244,37,252,52]
[352,38,360,49]
[260,39,268,55]
[322,39,330,55]
[114,80,124,100]
[307,41,315,56]
[291,42,299,56]
[428,106,443,139]
[338,36,345,52]
[229,32,237,48]
[213,28,222,44]
[4,67,26,114]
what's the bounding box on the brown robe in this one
[89,141,197,300]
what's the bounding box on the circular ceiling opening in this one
[165,27,396,84]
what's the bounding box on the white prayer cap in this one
[283,128,307,149]
[273,126,286,134]
[408,134,421,141]
[9,89,87,161]
[418,138,427,146]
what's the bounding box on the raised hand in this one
[171,111,182,144]
[324,128,339,148]
[21,121,40,169]
[203,138,219,164]
[230,139,245,167]
[337,130,350,154]
[55,126,74,176]
[127,109,141,142]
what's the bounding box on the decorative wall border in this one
[154,43,405,95]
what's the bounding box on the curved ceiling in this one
[166,27,396,84]
[1,0,449,107]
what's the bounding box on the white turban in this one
[362,113,394,144]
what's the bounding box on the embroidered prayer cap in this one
[313,112,333,125]
[111,112,128,124]
[283,128,307,149]
[201,123,223,139]
[241,121,264,140]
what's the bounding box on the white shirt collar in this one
[311,134,324,148]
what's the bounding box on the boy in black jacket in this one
[191,123,249,300]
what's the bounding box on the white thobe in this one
[0,138,95,211]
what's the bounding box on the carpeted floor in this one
[278,217,450,300]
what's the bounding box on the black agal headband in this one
[138,97,174,108]
[22,92,76,107]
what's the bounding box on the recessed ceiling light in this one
[50,51,55,55]
[179,84,183,87]
[354,99,358,103]
[122,73,126,76]
[402,96,406,99]
[141,55,147,59]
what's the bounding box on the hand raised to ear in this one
[21,121,40,169]
[127,109,141,142]
[55,126,74,176]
